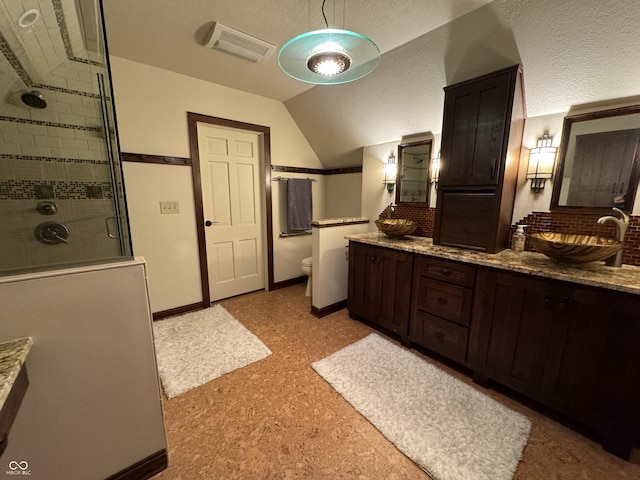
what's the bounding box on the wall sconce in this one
[382,152,397,192]
[430,152,440,190]
[527,133,556,193]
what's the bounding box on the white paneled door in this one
[197,123,264,301]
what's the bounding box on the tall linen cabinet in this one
[434,65,525,253]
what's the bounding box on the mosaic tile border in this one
[0,179,113,201]
[0,116,101,132]
[52,0,103,67]
[1,154,108,166]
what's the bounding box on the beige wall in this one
[110,57,323,312]
[122,162,201,312]
[361,141,399,230]
[325,173,363,218]
[272,172,325,281]
[512,113,566,224]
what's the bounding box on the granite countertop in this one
[346,232,640,296]
[311,217,370,227]
[0,337,33,411]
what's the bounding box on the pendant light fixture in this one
[278,0,380,85]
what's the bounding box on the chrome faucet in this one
[387,203,396,219]
[597,207,629,267]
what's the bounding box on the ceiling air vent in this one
[203,22,275,63]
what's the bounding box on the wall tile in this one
[35,135,63,148]
[4,132,34,145]
[384,205,436,238]
[58,112,85,125]
[0,143,22,155]
[46,125,76,138]
[66,163,95,182]
[0,157,13,179]
[21,145,51,156]
[28,108,60,123]
[17,123,47,136]
[61,137,88,150]
[49,101,72,114]
[11,159,44,180]
[513,211,640,266]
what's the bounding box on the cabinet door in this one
[439,71,512,187]
[348,243,412,336]
[540,287,640,457]
[348,242,382,321]
[470,270,557,397]
[376,248,413,336]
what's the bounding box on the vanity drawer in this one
[414,277,473,326]
[411,311,469,364]
[416,256,476,287]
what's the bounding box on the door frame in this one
[187,112,274,307]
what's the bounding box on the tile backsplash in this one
[380,206,640,267]
[512,211,640,267]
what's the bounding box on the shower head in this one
[21,90,47,109]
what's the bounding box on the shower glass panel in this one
[0,0,132,274]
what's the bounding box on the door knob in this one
[205,220,219,227]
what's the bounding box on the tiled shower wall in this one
[382,206,640,267]
[0,0,122,271]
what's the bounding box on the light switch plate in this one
[160,201,180,214]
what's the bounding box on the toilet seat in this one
[301,256,312,267]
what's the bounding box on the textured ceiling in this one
[101,0,640,169]
[101,0,493,102]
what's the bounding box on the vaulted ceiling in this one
[102,0,640,168]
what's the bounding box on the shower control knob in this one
[34,221,69,245]
[36,201,58,215]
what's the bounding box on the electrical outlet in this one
[159,201,180,214]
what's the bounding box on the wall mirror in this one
[551,104,640,212]
[396,139,433,205]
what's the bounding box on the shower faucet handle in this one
[47,228,68,244]
[36,201,58,215]
[34,221,69,245]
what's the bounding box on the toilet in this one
[301,256,312,297]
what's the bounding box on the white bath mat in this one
[153,304,272,398]
[312,333,531,480]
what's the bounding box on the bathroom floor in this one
[152,284,640,479]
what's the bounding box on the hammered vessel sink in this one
[375,219,417,238]
[528,232,622,263]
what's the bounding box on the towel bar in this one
[279,230,312,238]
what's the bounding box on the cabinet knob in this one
[558,297,571,312]
[434,332,445,340]
[437,297,448,305]
[439,269,452,276]
[544,296,553,309]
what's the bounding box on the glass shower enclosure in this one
[0,0,131,274]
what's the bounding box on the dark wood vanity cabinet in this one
[348,242,413,339]
[470,269,640,459]
[434,65,525,253]
[410,257,476,364]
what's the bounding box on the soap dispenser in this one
[511,225,527,253]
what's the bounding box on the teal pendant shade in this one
[278,28,380,85]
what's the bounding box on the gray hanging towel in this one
[287,178,313,231]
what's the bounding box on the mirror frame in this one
[551,104,640,213]
[395,139,433,207]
